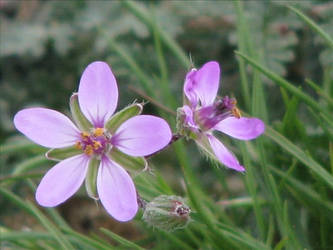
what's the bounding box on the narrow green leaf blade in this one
[288,5,333,49]
[265,127,333,190]
[235,51,333,123]
[100,228,144,250]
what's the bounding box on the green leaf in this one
[265,127,333,190]
[235,51,333,123]
[105,103,143,133]
[122,0,190,68]
[0,138,43,155]
[288,5,333,49]
[215,222,271,250]
[69,93,93,132]
[305,78,333,107]
[13,155,50,175]
[62,228,114,250]
[85,156,100,200]
[108,147,147,173]
[270,165,333,217]
[281,94,306,141]
[0,187,74,250]
[100,228,144,250]
[46,146,82,161]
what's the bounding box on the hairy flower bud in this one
[142,195,191,231]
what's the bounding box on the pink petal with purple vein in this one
[14,108,80,148]
[181,105,197,128]
[194,61,220,106]
[183,69,199,107]
[97,157,138,222]
[215,117,265,140]
[78,61,118,127]
[113,115,172,157]
[36,154,89,207]
[184,61,220,107]
[207,134,245,172]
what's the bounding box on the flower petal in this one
[78,61,118,127]
[181,105,197,128]
[184,61,220,107]
[14,108,80,148]
[183,69,199,107]
[113,115,172,157]
[35,154,89,207]
[97,157,138,222]
[207,134,245,171]
[215,117,265,140]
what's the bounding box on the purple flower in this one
[14,61,172,221]
[178,61,265,171]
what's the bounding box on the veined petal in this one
[215,117,265,140]
[97,157,138,222]
[36,154,89,207]
[184,61,220,107]
[113,115,172,157]
[78,61,118,127]
[183,69,199,107]
[181,105,197,128]
[14,108,80,148]
[195,61,220,106]
[207,134,245,172]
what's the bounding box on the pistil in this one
[195,96,241,131]
[75,128,109,156]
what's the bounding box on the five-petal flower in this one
[178,61,265,171]
[14,61,172,221]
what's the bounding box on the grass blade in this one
[235,51,333,123]
[265,127,333,190]
[100,228,144,250]
[287,5,333,49]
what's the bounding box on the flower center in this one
[75,128,110,156]
[195,96,241,131]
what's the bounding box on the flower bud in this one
[142,195,191,231]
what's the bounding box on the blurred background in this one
[1,1,332,249]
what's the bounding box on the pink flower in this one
[178,61,265,171]
[14,61,172,221]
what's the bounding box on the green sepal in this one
[70,93,93,132]
[85,156,100,200]
[46,146,82,161]
[142,195,191,232]
[108,147,148,174]
[195,134,217,162]
[105,103,143,134]
[176,107,198,140]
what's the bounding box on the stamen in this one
[81,132,90,141]
[84,145,94,156]
[232,107,241,118]
[93,128,104,137]
[75,141,82,150]
[93,140,102,150]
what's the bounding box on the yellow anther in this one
[93,128,104,137]
[232,107,241,119]
[81,132,90,139]
[84,145,93,156]
[75,141,82,150]
[93,140,102,150]
[231,99,237,105]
